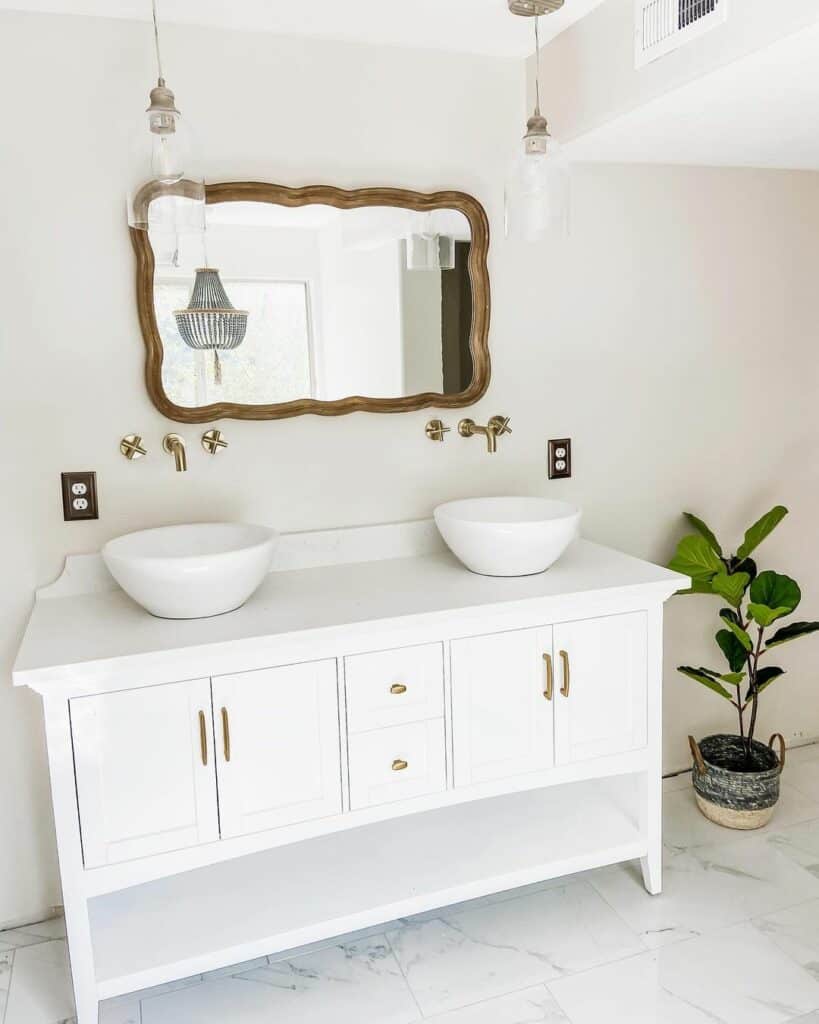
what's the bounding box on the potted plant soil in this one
[669,506,819,829]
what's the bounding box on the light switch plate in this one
[548,439,572,480]
[61,471,99,521]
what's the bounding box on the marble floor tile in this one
[753,900,819,980]
[785,1015,819,1023]
[400,876,582,926]
[588,834,819,947]
[0,931,52,954]
[14,919,67,942]
[769,819,819,877]
[141,936,419,1024]
[427,985,569,1023]
[786,748,819,801]
[385,881,644,1017]
[4,940,74,1024]
[663,783,819,853]
[99,977,204,1024]
[548,921,819,1024]
[663,771,694,794]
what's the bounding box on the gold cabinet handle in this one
[390,683,407,695]
[221,706,231,762]
[198,710,208,766]
[559,650,571,697]
[542,653,553,701]
[392,759,408,771]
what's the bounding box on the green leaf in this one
[737,506,788,560]
[675,579,715,596]
[720,607,742,626]
[677,666,733,701]
[731,557,758,583]
[683,513,723,557]
[754,666,785,696]
[716,629,749,673]
[766,621,819,649]
[749,571,801,617]
[711,572,751,608]
[748,603,791,628]
[721,672,746,685]
[669,535,724,582]
[719,614,752,652]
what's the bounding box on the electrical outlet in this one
[548,439,572,480]
[61,472,98,521]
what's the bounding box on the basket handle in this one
[688,735,706,775]
[769,733,786,773]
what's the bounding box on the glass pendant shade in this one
[504,7,570,241]
[406,213,456,271]
[505,127,569,241]
[126,81,205,237]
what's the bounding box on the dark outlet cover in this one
[61,472,99,521]
[548,439,572,480]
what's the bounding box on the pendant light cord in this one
[151,0,164,83]
[534,14,541,117]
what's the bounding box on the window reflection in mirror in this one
[150,202,474,408]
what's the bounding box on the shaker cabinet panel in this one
[451,627,554,787]
[212,660,342,839]
[553,612,647,765]
[70,678,219,869]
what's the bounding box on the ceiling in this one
[566,21,819,170]
[3,0,604,57]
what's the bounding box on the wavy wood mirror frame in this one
[130,180,491,422]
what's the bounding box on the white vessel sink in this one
[434,497,581,577]
[102,523,278,619]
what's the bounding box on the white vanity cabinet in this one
[14,525,685,1024]
[212,661,342,838]
[71,678,219,869]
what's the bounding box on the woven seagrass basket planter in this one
[688,733,785,830]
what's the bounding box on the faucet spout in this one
[162,433,187,472]
[458,416,512,454]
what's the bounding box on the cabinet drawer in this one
[348,720,446,810]
[345,643,444,733]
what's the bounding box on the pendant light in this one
[174,218,248,387]
[505,0,570,240]
[126,0,205,239]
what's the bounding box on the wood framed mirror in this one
[131,181,490,421]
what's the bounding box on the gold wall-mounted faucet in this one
[162,433,187,472]
[458,415,512,453]
[425,419,451,442]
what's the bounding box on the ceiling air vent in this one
[635,0,727,68]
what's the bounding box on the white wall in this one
[2,10,819,926]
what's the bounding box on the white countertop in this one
[13,529,685,693]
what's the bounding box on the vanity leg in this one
[41,696,100,1024]
[640,604,664,896]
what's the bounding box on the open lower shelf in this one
[90,775,647,999]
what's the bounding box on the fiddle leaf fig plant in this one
[669,506,819,759]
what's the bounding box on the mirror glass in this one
[149,200,476,410]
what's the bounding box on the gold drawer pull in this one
[390,683,407,695]
[559,650,571,698]
[221,706,231,762]
[542,653,553,701]
[198,710,208,766]
[392,758,408,771]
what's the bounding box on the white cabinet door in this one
[213,660,342,839]
[451,627,554,787]
[553,612,647,765]
[71,678,218,868]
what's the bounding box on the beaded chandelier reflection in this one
[174,269,248,385]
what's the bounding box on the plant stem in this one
[747,626,765,756]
